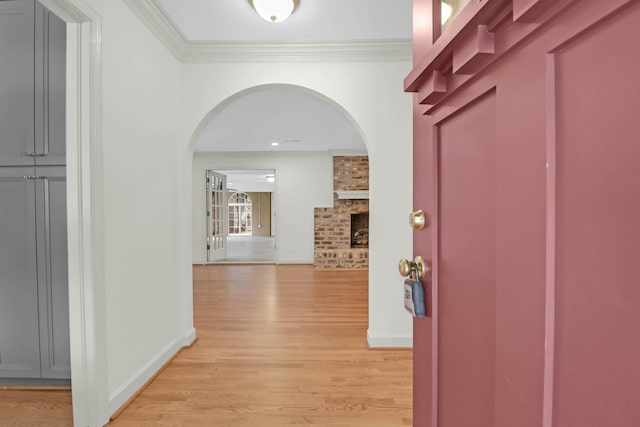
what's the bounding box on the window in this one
[228,192,253,235]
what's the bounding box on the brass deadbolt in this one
[409,210,427,230]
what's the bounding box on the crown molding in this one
[181,39,412,63]
[123,0,412,63]
[123,0,186,60]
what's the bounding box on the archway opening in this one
[189,84,370,267]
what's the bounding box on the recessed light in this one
[271,142,279,146]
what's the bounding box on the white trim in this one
[122,0,412,63]
[329,149,368,157]
[335,190,369,200]
[180,327,197,347]
[107,328,196,415]
[181,40,413,63]
[367,330,413,348]
[38,0,108,426]
[122,0,185,60]
[277,259,314,264]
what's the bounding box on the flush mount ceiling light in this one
[249,0,299,23]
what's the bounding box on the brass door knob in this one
[409,210,427,230]
[398,256,430,280]
[398,258,412,277]
[413,256,429,280]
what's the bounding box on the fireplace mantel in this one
[335,190,369,200]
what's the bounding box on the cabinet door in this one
[35,167,70,379]
[35,2,66,166]
[0,0,35,166]
[0,167,41,378]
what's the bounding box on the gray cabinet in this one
[35,167,70,379]
[0,168,69,379]
[0,0,35,166]
[34,1,66,166]
[0,168,42,378]
[0,0,65,167]
[0,0,69,381]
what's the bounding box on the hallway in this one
[0,265,412,426]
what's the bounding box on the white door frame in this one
[38,0,108,425]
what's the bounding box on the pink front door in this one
[408,1,640,426]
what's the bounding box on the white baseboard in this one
[181,327,197,347]
[276,259,313,264]
[367,330,413,348]
[193,259,313,265]
[107,328,196,415]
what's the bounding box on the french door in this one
[206,170,227,261]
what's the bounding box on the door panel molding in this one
[36,170,71,379]
[432,89,498,427]
[542,52,557,427]
[543,0,640,427]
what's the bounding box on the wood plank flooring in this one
[0,265,413,426]
[0,388,72,426]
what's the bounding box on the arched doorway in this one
[190,84,369,266]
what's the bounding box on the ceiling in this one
[194,85,367,153]
[141,1,413,184]
[154,0,413,43]
[215,170,275,193]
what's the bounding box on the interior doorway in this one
[206,169,276,263]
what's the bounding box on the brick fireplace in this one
[314,156,369,269]
[350,213,369,248]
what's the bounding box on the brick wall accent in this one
[314,156,369,269]
[333,156,369,191]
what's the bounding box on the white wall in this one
[46,1,412,425]
[182,60,414,347]
[71,0,192,419]
[193,152,334,263]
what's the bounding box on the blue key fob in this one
[404,278,426,317]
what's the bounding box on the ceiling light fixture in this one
[271,141,280,146]
[266,175,275,183]
[249,0,299,23]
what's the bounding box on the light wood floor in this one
[0,265,412,426]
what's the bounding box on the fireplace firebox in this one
[350,213,369,248]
